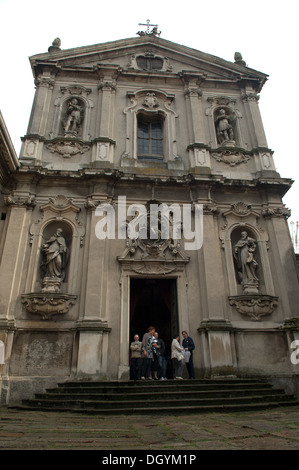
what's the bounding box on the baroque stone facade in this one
[1,33,299,403]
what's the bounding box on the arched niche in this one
[39,220,73,285]
[214,106,236,147]
[60,97,85,137]
[206,98,243,149]
[26,195,85,295]
[219,203,275,297]
[51,87,93,140]
[231,225,264,295]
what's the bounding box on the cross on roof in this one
[137,19,161,36]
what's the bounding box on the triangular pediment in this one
[30,36,267,89]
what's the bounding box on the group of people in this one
[130,326,195,381]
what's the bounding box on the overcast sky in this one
[0,0,298,250]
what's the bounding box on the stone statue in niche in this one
[233,231,259,294]
[64,98,84,135]
[41,228,68,292]
[215,108,235,145]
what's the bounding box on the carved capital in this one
[98,79,117,92]
[34,77,55,89]
[184,87,202,98]
[5,193,36,209]
[262,205,291,219]
[241,91,259,102]
[203,202,219,215]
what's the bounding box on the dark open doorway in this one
[130,278,178,361]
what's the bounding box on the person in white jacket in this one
[171,334,184,379]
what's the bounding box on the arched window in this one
[137,114,163,160]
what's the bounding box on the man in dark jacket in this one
[182,330,195,379]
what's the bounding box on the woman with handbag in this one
[171,334,184,379]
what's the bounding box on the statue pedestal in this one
[242,280,259,295]
[41,277,62,293]
[221,140,236,147]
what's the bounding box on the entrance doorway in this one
[130,278,178,363]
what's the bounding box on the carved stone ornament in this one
[211,150,250,166]
[60,85,91,96]
[22,293,77,320]
[143,93,159,109]
[262,205,291,219]
[229,295,278,321]
[130,262,176,275]
[118,230,190,276]
[30,195,85,247]
[5,193,36,209]
[46,138,90,158]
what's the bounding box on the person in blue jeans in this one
[182,330,195,379]
[154,332,167,380]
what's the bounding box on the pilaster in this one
[201,209,226,320]
[181,73,211,171]
[93,66,119,164]
[0,194,34,319]
[75,196,112,378]
[241,87,268,148]
[28,73,55,136]
[80,195,111,321]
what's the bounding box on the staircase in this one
[19,378,299,415]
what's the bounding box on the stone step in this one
[51,379,274,394]
[35,387,286,401]
[18,399,299,415]
[56,378,271,388]
[23,393,294,409]
[18,377,299,415]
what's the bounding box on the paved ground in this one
[1,404,299,451]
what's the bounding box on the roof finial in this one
[137,19,161,37]
[234,52,246,66]
[48,38,61,53]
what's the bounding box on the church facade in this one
[1,31,299,403]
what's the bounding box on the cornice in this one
[29,36,268,90]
